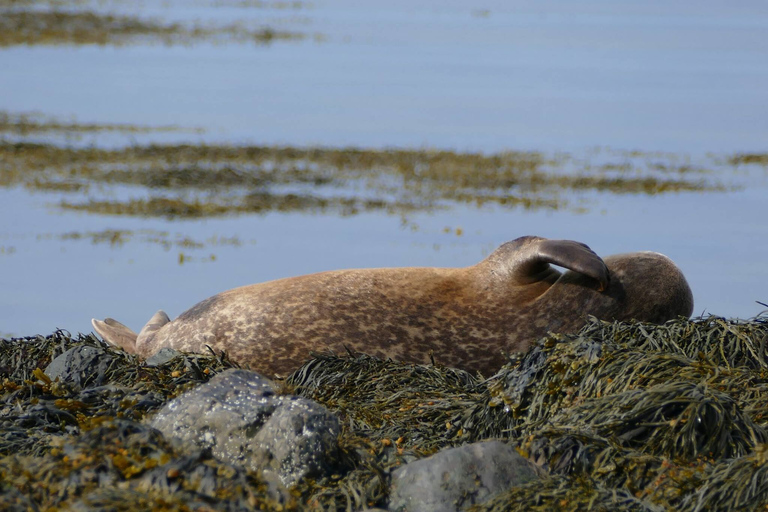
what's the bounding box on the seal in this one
[92,236,693,377]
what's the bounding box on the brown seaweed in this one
[3,314,768,510]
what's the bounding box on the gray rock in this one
[144,347,182,367]
[388,440,539,512]
[148,368,341,487]
[45,345,116,389]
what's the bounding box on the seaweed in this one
[3,315,768,509]
[0,138,729,222]
[678,447,768,511]
[0,331,239,457]
[728,153,768,167]
[287,354,508,453]
[470,474,667,512]
[0,9,308,47]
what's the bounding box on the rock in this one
[44,345,116,389]
[67,419,293,509]
[148,368,341,487]
[144,347,181,367]
[388,440,539,512]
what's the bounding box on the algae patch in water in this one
[0,5,309,47]
[0,111,734,222]
[729,153,768,166]
[0,137,729,221]
[33,229,248,264]
[53,228,245,251]
[0,111,202,137]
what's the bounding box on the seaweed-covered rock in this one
[0,482,36,512]
[288,354,507,451]
[578,315,768,369]
[44,344,116,389]
[677,448,768,511]
[491,317,768,437]
[0,418,292,510]
[547,380,768,460]
[148,368,341,487]
[472,475,664,512]
[4,316,768,510]
[388,440,539,511]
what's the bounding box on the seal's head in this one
[603,251,694,322]
[550,249,693,325]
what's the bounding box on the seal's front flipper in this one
[502,236,609,291]
[91,317,138,353]
[535,239,610,291]
[137,310,170,345]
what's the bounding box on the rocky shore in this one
[2,314,767,511]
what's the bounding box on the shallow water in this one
[1,0,767,337]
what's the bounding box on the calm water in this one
[1,0,767,337]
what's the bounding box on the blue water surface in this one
[0,0,767,336]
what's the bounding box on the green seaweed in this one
[0,137,729,220]
[728,153,768,166]
[0,8,308,47]
[0,111,200,136]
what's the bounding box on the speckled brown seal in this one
[92,236,693,377]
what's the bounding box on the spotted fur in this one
[92,236,693,377]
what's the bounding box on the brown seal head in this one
[92,236,693,377]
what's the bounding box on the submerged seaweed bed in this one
[0,110,738,223]
[1,110,744,222]
[0,0,313,47]
[2,315,768,510]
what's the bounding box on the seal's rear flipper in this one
[137,310,170,345]
[92,317,138,353]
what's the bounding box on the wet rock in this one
[144,347,181,367]
[148,368,341,487]
[44,418,291,510]
[388,440,539,512]
[44,345,116,389]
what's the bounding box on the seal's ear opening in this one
[603,252,694,323]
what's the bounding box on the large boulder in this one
[388,440,540,512]
[45,345,116,389]
[148,368,341,487]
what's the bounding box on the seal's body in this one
[92,236,693,376]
